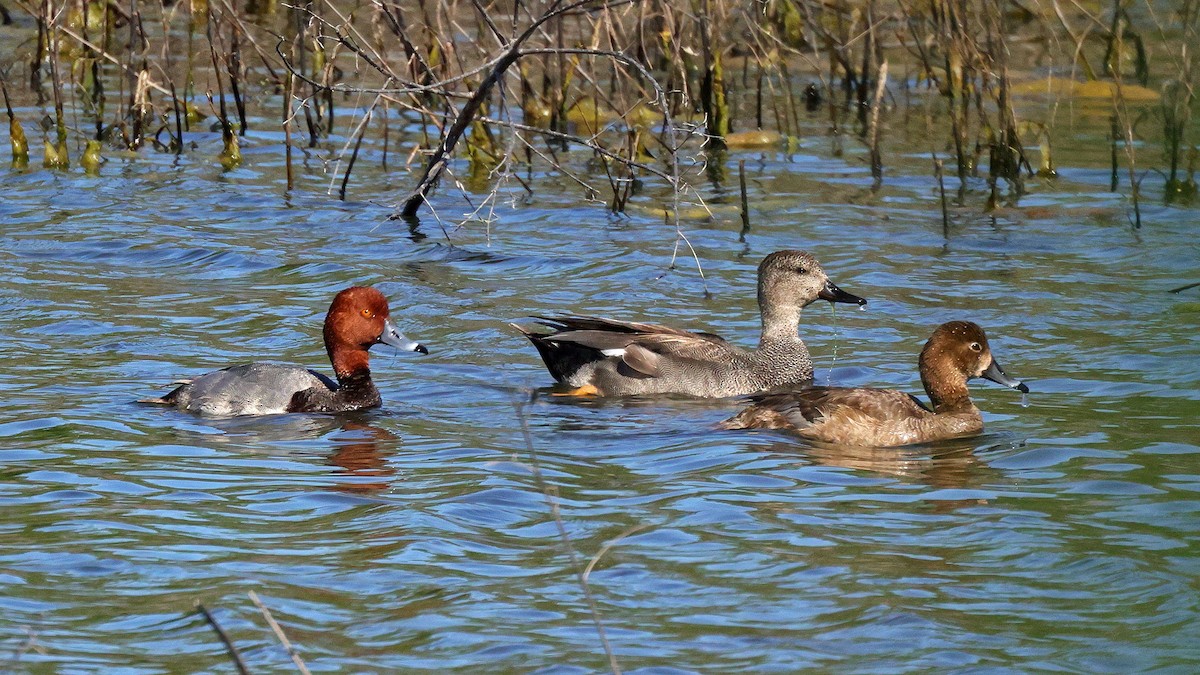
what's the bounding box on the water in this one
[2,104,1199,672]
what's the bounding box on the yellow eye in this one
[361,309,373,318]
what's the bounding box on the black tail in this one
[511,323,602,383]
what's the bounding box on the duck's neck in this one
[334,370,382,408]
[330,345,369,380]
[921,370,975,414]
[758,303,802,347]
[330,347,381,407]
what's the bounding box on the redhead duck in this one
[511,250,865,397]
[721,321,1028,446]
[146,287,427,416]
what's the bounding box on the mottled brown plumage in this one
[721,321,1029,446]
[512,250,866,397]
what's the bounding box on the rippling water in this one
[2,105,1199,672]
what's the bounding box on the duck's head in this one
[920,320,1028,393]
[757,249,866,313]
[323,287,427,376]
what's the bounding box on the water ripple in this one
[0,111,1198,673]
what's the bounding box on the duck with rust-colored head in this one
[721,321,1028,447]
[146,287,427,417]
[511,250,866,398]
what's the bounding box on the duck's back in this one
[164,363,336,417]
[517,315,815,397]
[724,386,981,447]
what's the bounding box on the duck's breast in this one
[751,342,815,390]
[172,363,335,416]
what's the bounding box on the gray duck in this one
[512,250,865,397]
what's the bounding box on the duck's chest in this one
[749,345,815,387]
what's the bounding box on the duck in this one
[720,321,1028,447]
[144,287,427,416]
[511,250,866,397]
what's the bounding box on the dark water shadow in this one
[526,386,745,433]
[528,385,747,410]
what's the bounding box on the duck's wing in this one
[765,387,930,423]
[148,363,333,416]
[531,315,735,377]
[532,315,728,341]
[725,386,930,430]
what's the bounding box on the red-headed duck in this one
[146,287,427,416]
[510,250,865,397]
[721,321,1028,446]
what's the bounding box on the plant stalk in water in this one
[0,75,29,168]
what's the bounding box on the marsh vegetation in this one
[1,0,1198,231]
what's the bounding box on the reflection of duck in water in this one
[803,439,992,484]
[756,437,1018,511]
[723,322,1027,447]
[512,251,865,397]
[328,421,402,493]
[146,411,403,491]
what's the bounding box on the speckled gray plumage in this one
[513,250,865,397]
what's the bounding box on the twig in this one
[248,591,311,675]
[284,70,294,190]
[582,524,651,584]
[5,627,43,669]
[1110,114,1119,191]
[512,398,622,675]
[394,0,637,219]
[331,84,390,199]
[8,0,172,95]
[738,159,750,241]
[196,601,251,675]
[1111,83,1142,228]
[932,152,949,237]
[867,60,888,188]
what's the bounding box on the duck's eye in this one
[795,267,807,274]
[361,309,374,318]
[969,342,983,352]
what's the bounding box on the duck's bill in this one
[818,280,867,306]
[982,359,1029,393]
[379,318,429,354]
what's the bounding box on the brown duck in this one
[511,250,866,397]
[721,321,1029,446]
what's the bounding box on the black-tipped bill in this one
[982,359,1028,393]
[818,280,867,307]
[378,318,428,355]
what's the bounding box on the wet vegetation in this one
[0,0,1198,227]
